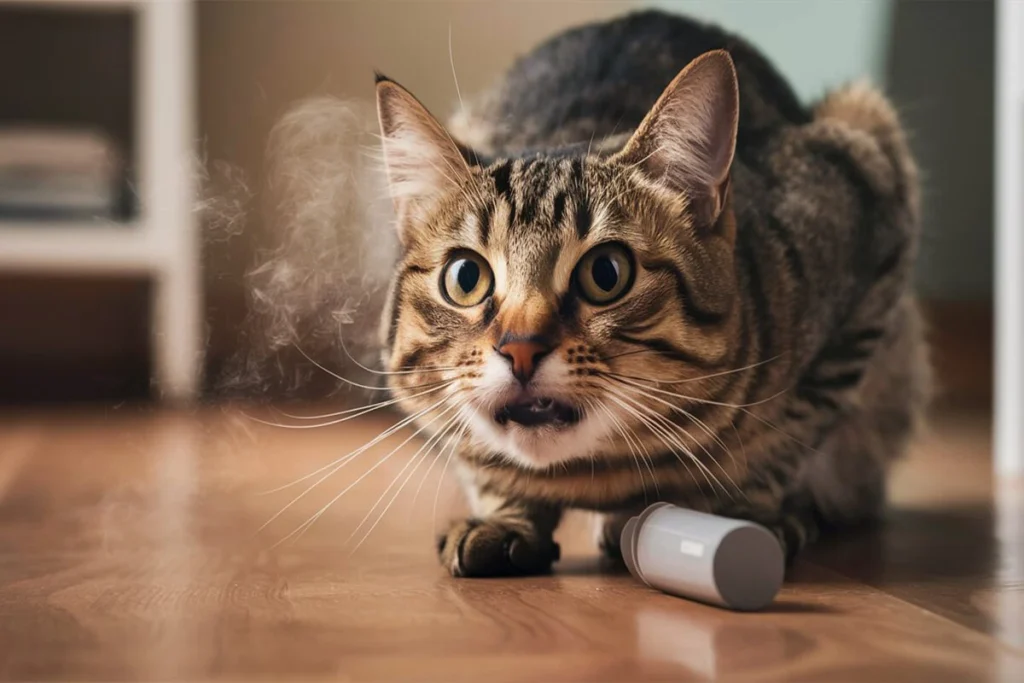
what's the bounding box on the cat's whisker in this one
[581,398,598,484]
[603,371,820,455]
[731,421,750,474]
[601,391,706,493]
[595,400,659,500]
[594,398,653,487]
[270,397,464,548]
[272,380,451,422]
[585,129,598,158]
[348,403,469,555]
[246,381,453,431]
[335,326,464,376]
[344,403,466,544]
[603,386,732,499]
[614,411,657,485]
[607,376,740,469]
[597,347,673,362]
[682,405,743,478]
[258,391,451,501]
[607,392,719,503]
[599,354,784,386]
[432,420,470,538]
[739,408,824,456]
[608,380,744,498]
[602,371,791,410]
[410,407,468,515]
[610,393,724,499]
[448,23,466,116]
[256,403,449,541]
[293,342,454,392]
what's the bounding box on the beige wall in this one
[198,1,634,372]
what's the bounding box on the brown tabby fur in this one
[374,12,929,577]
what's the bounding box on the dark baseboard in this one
[922,299,992,410]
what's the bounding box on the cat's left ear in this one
[375,75,473,241]
[612,50,739,227]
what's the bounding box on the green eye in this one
[575,243,634,305]
[441,250,494,307]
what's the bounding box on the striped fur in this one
[376,11,929,577]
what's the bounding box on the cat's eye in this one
[441,250,494,307]
[575,243,635,305]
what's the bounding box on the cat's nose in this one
[496,338,552,385]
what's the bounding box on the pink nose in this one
[497,339,552,384]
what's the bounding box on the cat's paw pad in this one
[437,518,560,577]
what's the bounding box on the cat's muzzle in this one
[494,397,582,429]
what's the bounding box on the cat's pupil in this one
[456,260,480,293]
[592,256,619,292]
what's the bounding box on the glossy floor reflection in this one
[0,406,1019,681]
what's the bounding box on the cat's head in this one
[375,50,740,470]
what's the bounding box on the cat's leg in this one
[715,487,822,564]
[437,491,563,577]
[595,508,647,563]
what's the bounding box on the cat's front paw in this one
[437,518,560,577]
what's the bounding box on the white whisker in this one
[410,410,467,515]
[336,323,463,376]
[258,391,449,507]
[605,371,820,454]
[604,387,730,499]
[246,381,452,431]
[595,400,658,501]
[271,380,450,423]
[610,381,744,498]
[348,403,468,554]
[606,372,791,410]
[432,421,469,537]
[292,342,403,392]
[448,23,465,114]
[270,397,463,547]
[345,402,466,548]
[603,354,783,386]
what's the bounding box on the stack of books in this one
[0,126,123,221]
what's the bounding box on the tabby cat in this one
[373,11,929,577]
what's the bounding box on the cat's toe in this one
[438,518,559,577]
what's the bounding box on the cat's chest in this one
[459,451,703,511]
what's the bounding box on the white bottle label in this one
[679,539,705,557]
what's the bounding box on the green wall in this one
[650,0,994,300]
[648,0,893,103]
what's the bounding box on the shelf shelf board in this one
[0,219,159,274]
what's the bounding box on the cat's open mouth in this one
[494,397,582,429]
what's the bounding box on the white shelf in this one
[0,0,201,401]
[0,220,156,274]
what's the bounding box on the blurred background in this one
[0,0,999,415]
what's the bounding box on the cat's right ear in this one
[375,74,472,242]
[611,50,739,229]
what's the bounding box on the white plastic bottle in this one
[620,502,785,611]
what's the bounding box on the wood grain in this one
[0,405,1020,681]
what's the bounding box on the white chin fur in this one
[461,353,615,469]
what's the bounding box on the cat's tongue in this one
[495,397,580,428]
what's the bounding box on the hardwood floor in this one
[0,405,1020,681]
